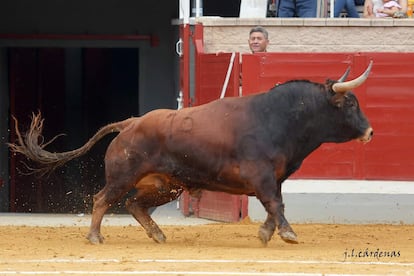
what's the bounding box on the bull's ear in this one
[330,93,345,108]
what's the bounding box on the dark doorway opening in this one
[9,47,139,213]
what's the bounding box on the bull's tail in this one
[8,112,136,175]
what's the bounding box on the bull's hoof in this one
[147,230,166,244]
[151,231,167,243]
[279,230,298,244]
[86,232,104,244]
[258,225,273,246]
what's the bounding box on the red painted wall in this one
[241,53,414,180]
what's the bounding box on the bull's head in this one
[330,61,374,144]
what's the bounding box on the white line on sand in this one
[2,258,413,267]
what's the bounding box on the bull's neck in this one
[256,88,331,159]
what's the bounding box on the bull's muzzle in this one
[359,127,374,144]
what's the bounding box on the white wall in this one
[249,180,414,224]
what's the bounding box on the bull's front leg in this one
[256,182,298,245]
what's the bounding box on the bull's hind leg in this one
[87,158,138,244]
[87,184,131,244]
[126,174,183,243]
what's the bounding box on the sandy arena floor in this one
[0,219,413,275]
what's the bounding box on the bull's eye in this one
[346,100,357,110]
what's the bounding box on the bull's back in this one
[137,96,255,166]
[171,97,257,146]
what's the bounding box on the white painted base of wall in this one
[248,180,414,224]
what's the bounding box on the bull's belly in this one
[164,159,256,196]
[173,175,255,196]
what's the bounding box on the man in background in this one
[248,26,269,53]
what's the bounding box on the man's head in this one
[248,26,269,53]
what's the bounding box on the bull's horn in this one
[332,60,373,93]
[337,66,351,82]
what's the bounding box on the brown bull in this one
[9,61,374,246]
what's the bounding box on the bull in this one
[9,61,374,246]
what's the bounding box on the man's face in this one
[248,31,269,53]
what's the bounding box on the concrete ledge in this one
[248,180,414,224]
[281,180,414,194]
[196,17,414,27]
[3,181,412,226]
[0,201,213,227]
[190,17,414,53]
